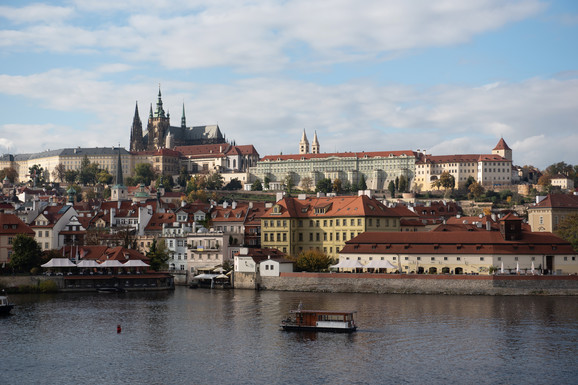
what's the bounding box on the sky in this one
[0,0,577,170]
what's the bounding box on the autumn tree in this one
[468,181,484,200]
[556,214,578,252]
[332,178,342,194]
[51,163,66,183]
[133,163,156,185]
[28,164,44,186]
[292,250,334,272]
[284,174,294,194]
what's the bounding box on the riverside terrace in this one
[61,273,174,291]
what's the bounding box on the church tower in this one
[147,86,171,150]
[181,103,187,128]
[492,138,512,161]
[299,129,309,154]
[311,131,320,154]
[130,102,145,151]
[111,148,128,201]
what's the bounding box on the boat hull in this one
[0,304,14,315]
[281,324,357,333]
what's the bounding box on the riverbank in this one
[0,273,175,293]
[258,272,578,295]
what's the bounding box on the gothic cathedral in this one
[130,88,227,151]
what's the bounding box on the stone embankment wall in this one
[258,273,578,295]
[0,275,62,289]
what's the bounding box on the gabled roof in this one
[493,138,511,151]
[145,213,176,232]
[341,230,574,255]
[0,213,35,236]
[530,194,578,209]
[262,195,401,219]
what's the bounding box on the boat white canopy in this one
[98,260,124,267]
[41,258,76,268]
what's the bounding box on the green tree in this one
[316,178,333,193]
[147,239,170,271]
[156,174,174,192]
[28,164,44,186]
[64,170,78,184]
[223,178,242,190]
[556,214,578,252]
[51,163,66,183]
[395,176,399,191]
[292,250,333,272]
[134,163,156,185]
[342,180,352,192]
[398,175,407,193]
[388,180,396,198]
[464,176,476,189]
[251,179,263,191]
[9,234,42,273]
[300,176,313,191]
[332,178,342,194]
[177,167,189,188]
[264,176,271,190]
[206,172,224,190]
[96,170,113,185]
[439,172,456,192]
[78,155,96,185]
[0,167,18,183]
[358,174,367,191]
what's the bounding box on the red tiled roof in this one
[0,213,35,236]
[262,195,401,219]
[531,194,578,209]
[341,231,574,255]
[261,150,416,162]
[493,138,511,151]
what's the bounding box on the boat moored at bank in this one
[0,292,14,315]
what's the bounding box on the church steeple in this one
[311,130,320,154]
[130,101,145,152]
[155,86,166,118]
[299,129,309,154]
[149,103,153,119]
[111,147,127,201]
[181,103,186,128]
[115,147,124,187]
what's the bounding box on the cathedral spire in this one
[181,103,186,128]
[130,101,145,151]
[155,86,165,118]
[115,147,124,187]
[149,103,153,119]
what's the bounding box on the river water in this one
[1,287,577,385]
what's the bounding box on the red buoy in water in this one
[117,324,122,334]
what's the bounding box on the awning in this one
[123,259,150,267]
[364,259,397,269]
[99,260,124,267]
[330,259,364,269]
[41,258,76,268]
[76,260,101,268]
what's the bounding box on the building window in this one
[417,257,421,261]
[309,233,313,241]
[336,233,340,241]
[298,233,303,241]
[480,257,484,261]
[457,257,461,261]
[316,233,320,241]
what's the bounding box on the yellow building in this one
[527,194,578,232]
[260,194,402,258]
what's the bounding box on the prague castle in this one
[130,88,226,151]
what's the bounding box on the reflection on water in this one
[1,288,577,385]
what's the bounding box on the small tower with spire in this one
[311,131,320,154]
[147,85,171,150]
[299,129,310,154]
[181,103,186,128]
[492,138,512,161]
[110,147,128,201]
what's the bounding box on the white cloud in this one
[0,4,73,24]
[1,70,575,169]
[0,1,546,71]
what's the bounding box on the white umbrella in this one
[123,259,150,267]
[516,261,520,274]
[531,261,535,274]
[99,260,124,267]
[41,258,76,268]
[364,259,397,269]
[500,261,504,274]
[76,259,100,268]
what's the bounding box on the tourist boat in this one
[280,303,357,333]
[0,293,14,315]
[96,287,126,293]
